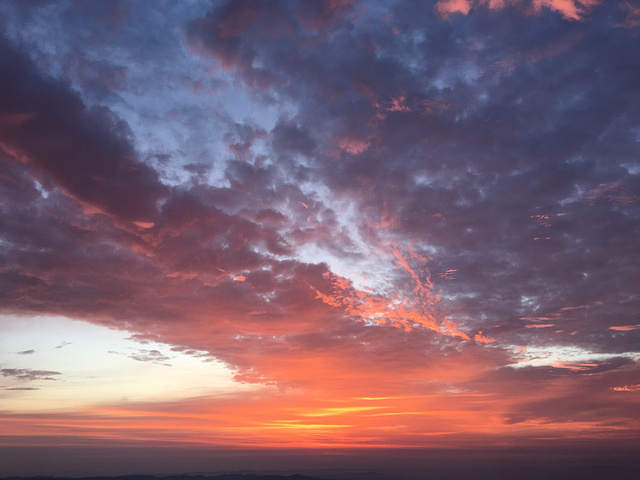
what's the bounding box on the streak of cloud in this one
[1,369,62,382]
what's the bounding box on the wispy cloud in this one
[129,349,172,366]
[1,368,62,381]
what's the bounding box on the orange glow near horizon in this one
[4,383,637,450]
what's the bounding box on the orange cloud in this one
[309,244,470,340]
[610,324,640,331]
[612,384,640,392]
[553,361,599,371]
[474,331,495,344]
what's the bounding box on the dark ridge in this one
[0,476,328,480]
[5,468,640,480]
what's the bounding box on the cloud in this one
[0,0,639,450]
[613,383,640,392]
[1,368,62,381]
[129,349,172,366]
[1,0,636,373]
[0,36,168,225]
[532,0,601,20]
[435,0,472,17]
[616,1,640,28]
[435,0,601,20]
[610,324,640,331]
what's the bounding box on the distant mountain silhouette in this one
[5,467,640,480]
[1,475,328,480]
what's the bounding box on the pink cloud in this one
[337,135,371,155]
[615,2,640,28]
[533,0,600,20]
[436,0,601,20]
[435,0,472,18]
[584,182,640,206]
[388,92,412,112]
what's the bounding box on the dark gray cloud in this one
[183,0,640,355]
[1,368,62,381]
[0,36,168,224]
[129,349,172,366]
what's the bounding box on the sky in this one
[1,0,640,477]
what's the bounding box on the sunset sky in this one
[1,0,640,477]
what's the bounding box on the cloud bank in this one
[0,0,638,451]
